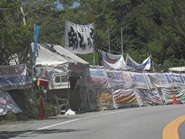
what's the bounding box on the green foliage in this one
[5,113,17,122]
[9,89,39,120]
[44,103,57,117]
[1,0,185,69]
[77,52,99,65]
[1,0,185,122]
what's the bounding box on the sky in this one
[57,2,80,9]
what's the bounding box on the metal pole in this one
[68,80,70,107]
[67,73,70,108]
[93,51,95,66]
[92,0,95,65]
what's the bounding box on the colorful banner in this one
[0,64,30,90]
[106,70,133,89]
[0,90,22,115]
[147,73,170,88]
[106,71,148,89]
[97,90,113,110]
[147,73,185,88]
[129,72,149,89]
[112,89,138,108]
[160,88,185,104]
[136,89,163,105]
[86,69,110,89]
[164,73,185,88]
[65,20,94,54]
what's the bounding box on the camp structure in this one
[31,43,89,112]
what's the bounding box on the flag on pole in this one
[65,20,94,54]
[33,25,40,63]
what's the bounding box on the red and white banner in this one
[0,64,30,90]
[112,89,138,108]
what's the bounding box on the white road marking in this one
[10,110,125,139]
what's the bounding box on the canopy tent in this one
[31,43,89,90]
[53,44,89,65]
[31,43,68,66]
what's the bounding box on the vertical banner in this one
[65,20,94,54]
[33,25,40,63]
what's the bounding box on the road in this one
[1,104,185,139]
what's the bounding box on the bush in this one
[8,89,40,120]
[44,103,57,117]
[5,113,17,122]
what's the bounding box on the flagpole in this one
[92,0,96,65]
[107,26,111,53]
[151,54,155,71]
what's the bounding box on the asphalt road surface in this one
[1,104,185,139]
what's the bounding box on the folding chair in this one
[54,95,69,114]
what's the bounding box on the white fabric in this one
[31,43,67,66]
[65,20,94,54]
[64,109,75,115]
[169,67,185,72]
[31,43,88,66]
[103,55,126,70]
[126,54,151,71]
[53,44,89,64]
[99,50,126,70]
[142,56,151,70]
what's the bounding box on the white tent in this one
[31,43,68,66]
[31,43,89,66]
[31,43,89,90]
[169,67,185,72]
[53,44,89,65]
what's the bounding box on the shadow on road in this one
[0,128,84,138]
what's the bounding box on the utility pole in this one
[108,26,110,53]
[121,27,123,55]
